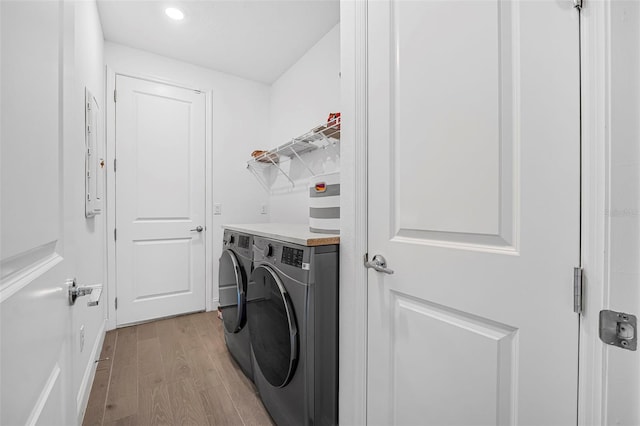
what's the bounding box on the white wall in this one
[267,24,341,223]
[71,1,108,421]
[104,42,270,309]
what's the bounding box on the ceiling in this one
[97,0,340,84]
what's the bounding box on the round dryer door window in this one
[218,250,246,333]
[247,265,298,388]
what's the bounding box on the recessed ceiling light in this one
[165,7,184,20]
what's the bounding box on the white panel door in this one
[367,1,580,425]
[115,75,206,325]
[1,1,75,424]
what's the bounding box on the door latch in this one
[599,310,637,351]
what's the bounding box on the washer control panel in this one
[224,230,252,258]
[238,235,250,249]
[281,246,304,268]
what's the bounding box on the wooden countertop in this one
[222,223,339,247]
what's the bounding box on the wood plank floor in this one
[82,312,274,426]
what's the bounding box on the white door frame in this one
[105,67,214,330]
[339,1,369,424]
[578,0,620,424]
[339,0,612,424]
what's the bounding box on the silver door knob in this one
[190,226,204,232]
[364,254,395,275]
[67,278,103,306]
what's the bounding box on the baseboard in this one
[76,319,107,424]
[207,297,219,312]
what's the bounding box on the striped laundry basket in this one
[309,172,340,234]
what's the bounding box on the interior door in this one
[115,75,206,325]
[1,1,75,424]
[366,1,581,425]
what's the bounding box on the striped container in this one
[309,172,340,234]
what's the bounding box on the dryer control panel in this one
[281,246,304,268]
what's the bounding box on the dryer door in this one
[219,249,247,333]
[248,265,298,388]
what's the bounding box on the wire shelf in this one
[247,120,340,193]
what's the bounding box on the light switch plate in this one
[214,204,222,215]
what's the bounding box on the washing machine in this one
[218,229,254,380]
[247,236,338,426]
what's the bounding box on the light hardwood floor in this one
[82,312,274,426]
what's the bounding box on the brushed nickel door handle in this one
[364,254,395,275]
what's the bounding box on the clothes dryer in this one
[247,236,338,426]
[218,229,254,380]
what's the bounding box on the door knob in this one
[364,254,395,275]
[67,278,103,306]
[190,226,204,232]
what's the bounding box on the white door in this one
[1,1,75,424]
[366,1,581,425]
[115,75,206,325]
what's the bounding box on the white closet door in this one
[366,1,581,424]
[115,75,206,325]
[1,1,76,424]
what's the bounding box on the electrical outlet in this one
[214,203,222,215]
[261,204,268,215]
[80,325,85,352]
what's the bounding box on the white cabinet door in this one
[366,1,581,424]
[1,1,75,424]
[115,75,206,325]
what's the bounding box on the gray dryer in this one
[247,236,338,426]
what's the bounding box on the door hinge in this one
[113,158,117,172]
[114,228,117,241]
[115,297,118,310]
[114,90,117,102]
[573,0,583,10]
[574,267,583,314]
